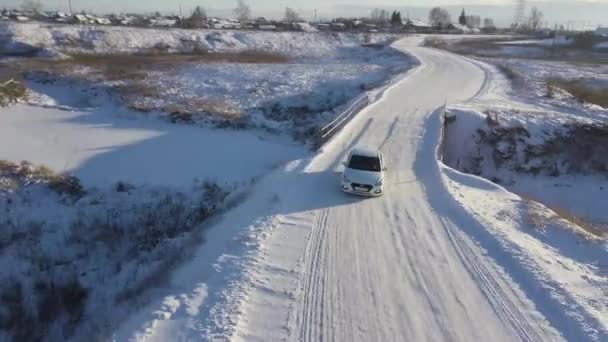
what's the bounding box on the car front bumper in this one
[341,182,384,197]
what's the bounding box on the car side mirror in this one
[383,167,388,171]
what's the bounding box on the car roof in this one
[350,146,380,158]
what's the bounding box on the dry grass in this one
[521,194,607,239]
[441,37,608,65]
[546,78,608,108]
[161,98,242,124]
[0,160,84,197]
[68,50,289,70]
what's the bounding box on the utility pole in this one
[179,3,183,28]
[313,9,317,23]
[68,0,73,15]
[513,0,526,28]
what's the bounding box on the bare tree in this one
[483,18,495,29]
[284,7,301,23]
[370,8,389,25]
[186,6,207,28]
[20,0,42,13]
[429,7,451,29]
[529,7,544,31]
[234,0,251,22]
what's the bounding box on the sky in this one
[2,0,607,28]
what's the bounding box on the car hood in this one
[343,168,383,185]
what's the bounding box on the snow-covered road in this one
[116,38,563,341]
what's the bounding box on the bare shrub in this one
[0,281,40,342]
[165,98,243,124]
[0,160,85,198]
[522,194,607,239]
[0,79,28,106]
[1,180,230,340]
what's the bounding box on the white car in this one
[340,147,386,197]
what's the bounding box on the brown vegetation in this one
[0,79,27,106]
[0,160,84,198]
[523,194,607,239]
[546,78,608,108]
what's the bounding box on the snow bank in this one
[443,106,608,225]
[439,163,608,341]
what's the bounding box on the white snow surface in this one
[114,36,606,342]
[0,103,305,187]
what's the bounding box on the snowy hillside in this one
[0,21,393,57]
[2,22,414,142]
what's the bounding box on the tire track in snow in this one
[297,208,330,342]
[443,220,545,342]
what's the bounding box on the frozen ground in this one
[114,36,606,342]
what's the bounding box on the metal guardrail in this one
[315,93,370,150]
[436,104,448,162]
[0,79,18,88]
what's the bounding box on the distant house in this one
[95,18,111,25]
[595,27,608,36]
[149,18,176,27]
[330,22,346,30]
[74,14,90,24]
[292,22,317,32]
[404,19,431,32]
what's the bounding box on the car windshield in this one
[347,155,381,172]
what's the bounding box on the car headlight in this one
[343,176,351,183]
[375,179,384,186]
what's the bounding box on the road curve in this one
[116,38,560,342]
[230,39,557,342]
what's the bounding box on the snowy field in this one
[489,58,608,120]
[2,26,607,341]
[0,23,417,341]
[1,22,414,138]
